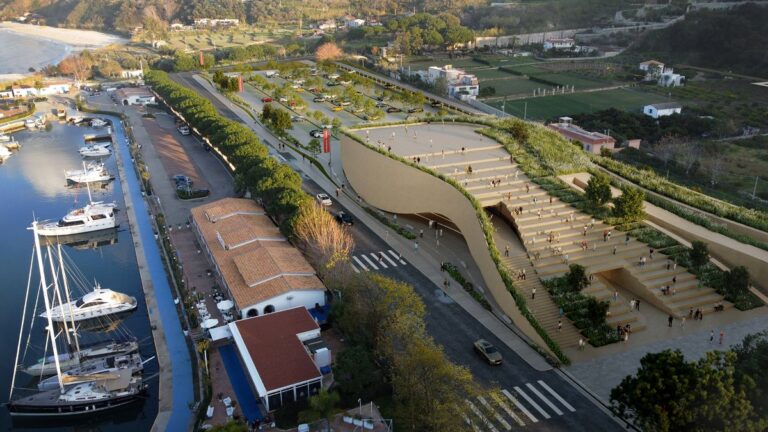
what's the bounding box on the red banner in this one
[323,129,330,153]
[199,51,204,66]
[238,75,243,92]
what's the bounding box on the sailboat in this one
[7,222,147,418]
[37,183,118,237]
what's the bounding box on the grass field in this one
[166,29,282,51]
[536,73,611,90]
[487,88,667,120]
[482,77,544,97]
[473,68,520,79]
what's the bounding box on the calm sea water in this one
[0,122,158,430]
[0,31,72,75]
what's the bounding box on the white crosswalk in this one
[350,250,407,273]
[465,380,576,431]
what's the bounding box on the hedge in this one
[442,262,492,311]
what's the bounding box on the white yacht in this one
[79,143,112,158]
[37,202,117,236]
[24,118,36,130]
[40,285,137,322]
[0,132,10,142]
[65,161,113,184]
[90,118,108,128]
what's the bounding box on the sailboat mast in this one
[47,245,73,348]
[58,243,80,353]
[86,181,93,203]
[32,221,64,392]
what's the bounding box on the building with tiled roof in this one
[548,117,616,154]
[191,198,327,318]
[229,307,329,411]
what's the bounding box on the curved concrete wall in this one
[340,135,550,352]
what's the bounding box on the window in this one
[263,305,275,314]
[268,393,282,411]
[246,308,258,318]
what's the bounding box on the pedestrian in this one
[603,230,608,242]
[525,183,530,193]
[559,306,564,317]
[557,319,562,332]
[635,299,640,311]
[672,275,677,285]
[522,269,526,280]
[710,330,715,343]
[583,225,588,236]
[613,245,617,255]
[688,308,694,319]
[335,188,340,197]
[414,241,419,251]
[419,229,424,238]
[668,315,674,327]
[625,233,630,246]
[549,196,553,204]
[666,259,672,271]
[649,248,655,259]
[378,252,384,263]
[504,245,510,257]
[630,299,635,310]
[681,316,686,328]
[531,287,536,300]
[579,338,585,350]
[439,228,443,237]
[719,330,725,345]
[613,290,619,302]
[624,332,629,343]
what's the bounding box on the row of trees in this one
[212,71,240,92]
[260,103,293,135]
[386,13,474,55]
[146,70,311,234]
[611,332,768,431]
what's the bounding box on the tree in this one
[585,298,610,328]
[58,53,93,83]
[308,389,340,432]
[478,86,496,97]
[585,174,612,209]
[611,349,768,432]
[307,138,322,155]
[732,332,768,419]
[293,203,354,279]
[690,240,710,268]
[566,264,589,292]
[613,186,645,222]
[333,345,378,398]
[724,266,750,298]
[316,42,343,61]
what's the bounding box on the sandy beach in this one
[0,21,127,49]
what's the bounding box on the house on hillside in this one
[344,17,366,28]
[643,102,682,119]
[658,68,685,87]
[548,117,616,154]
[121,69,144,79]
[229,307,330,411]
[639,60,665,73]
[416,65,479,101]
[114,88,155,105]
[191,198,328,319]
[10,80,71,98]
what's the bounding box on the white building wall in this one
[242,289,326,318]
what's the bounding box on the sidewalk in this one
[191,75,552,371]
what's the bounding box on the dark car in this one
[386,107,403,113]
[335,211,354,225]
[431,101,443,108]
[309,130,323,138]
[407,107,424,113]
[173,174,192,186]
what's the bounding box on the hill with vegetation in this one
[629,3,768,77]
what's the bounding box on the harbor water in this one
[0,120,158,430]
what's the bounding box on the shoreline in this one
[0,21,127,49]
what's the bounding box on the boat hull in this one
[42,302,137,322]
[7,388,147,417]
[37,218,117,237]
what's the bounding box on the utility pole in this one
[753,176,759,200]
[524,101,527,120]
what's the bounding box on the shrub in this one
[585,173,612,208]
[690,240,710,268]
[566,264,590,292]
[613,186,645,222]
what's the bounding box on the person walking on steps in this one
[531,286,536,300]
[668,314,674,327]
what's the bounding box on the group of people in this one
[688,307,707,321]
[515,269,527,280]
[617,323,632,342]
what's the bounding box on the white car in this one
[316,193,332,206]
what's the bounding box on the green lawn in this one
[473,68,520,79]
[488,88,667,120]
[482,77,545,97]
[536,72,613,90]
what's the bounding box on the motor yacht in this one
[24,119,36,130]
[90,118,108,128]
[40,285,137,322]
[22,339,139,377]
[65,161,113,184]
[37,202,117,236]
[79,143,112,158]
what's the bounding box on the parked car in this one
[279,97,288,103]
[177,125,191,135]
[309,130,323,138]
[335,211,354,225]
[261,97,273,103]
[291,115,305,122]
[173,174,192,185]
[431,101,444,108]
[375,102,388,108]
[474,339,502,365]
[316,193,332,206]
[313,97,326,103]
[386,107,403,113]
[407,107,424,114]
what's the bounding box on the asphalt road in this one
[172,72,625,432]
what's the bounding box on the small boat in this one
[4,138,20,150]
[39,284,137,322]
[90,118,108,128]
[0,132,10,142]
[57,108,66,119]
[0,145,11,159]
[21,339,139,377]
[24,119,36,130]
[65,161,113,184]
[68,116,85,124]
[79,143,112,158]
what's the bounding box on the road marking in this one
[360,254,379,270]
[381,252,398,267]
[513,386,550,420]
[351,256,368,271]
[537,380,576,412]
[490,393,525,426]
[387,249,407,264]
[461,414,483,432]
[370,253,387,268]
[466,400,498,432]
[350,263,360,274]
[526,383,563,416]
[478,396,511,431]
[502,389,538,423]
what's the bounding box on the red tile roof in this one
[233,307,321,392]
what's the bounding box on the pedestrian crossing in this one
[465,380,576,430]
[350,249,407,273]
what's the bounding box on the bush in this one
[442,262,492,311]
[585,173,612,208]
[566,264,589,292]
[176,188,210,200]
[613,186,645,222]
[690,240,710,268]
